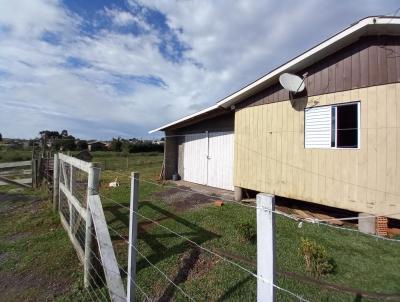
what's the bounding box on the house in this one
[150,16,400,223]
[87,140,107,152]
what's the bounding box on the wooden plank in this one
[53,154,59,212]
[0,161,31,169]
[377,42,388,85]
[367,86,378,213]
[376,85,387,194]
[90,195,126,302]
[59,153,91,173]
[351,42,361,88]
[335,58,344,92]
[59,211,85,263]
[0,169,31,177]
[343,50,352,91]
[387,45,397,83]
[59,183,86,218]
[368,44,379,86]
[396,44,400,82]
[360,42,369,87]
[60,160,68,188]
[0,176,31,188]
[327,60,336,92]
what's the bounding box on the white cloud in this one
[0,0,398,139]
[0,0,78,38]
[104,7,151,31]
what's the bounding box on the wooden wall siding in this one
[237,35,400,109]
[234,83,400,219]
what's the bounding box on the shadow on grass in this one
[217,275,253,302]
[104,200,220,301]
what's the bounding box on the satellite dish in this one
[279,73,305,93]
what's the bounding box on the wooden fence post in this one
[69,165,76,228]
[31,159,36,188]
[53,154,59,211]
[84,163,100,288]
[127,172,139,302]
[256,193,276,302]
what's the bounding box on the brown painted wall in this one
[171,111,234,134]
[237,35,400,109]
[164,135,178,179]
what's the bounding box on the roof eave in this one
[149,16,400,133]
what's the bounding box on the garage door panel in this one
[207,132,234,190]
[183,131,234,191]
[183,133,207,185]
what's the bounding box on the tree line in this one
[37,130,163,153]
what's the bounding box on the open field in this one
[1,150,400,301]
[0,149,33,163]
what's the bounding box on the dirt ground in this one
[154,185,218,211]
[153,181,234,212]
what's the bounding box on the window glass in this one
[336,103,358,148]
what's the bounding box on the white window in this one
[305,102,360,149]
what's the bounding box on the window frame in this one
[304,101,361,150]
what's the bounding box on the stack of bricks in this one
[376,216,388,236]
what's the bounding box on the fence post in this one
[84,163,101,288]
[31,158,36,188]
[53,153,59,211]
[69,165,76,228]
[127,172,139,302]
[256,193,276,302]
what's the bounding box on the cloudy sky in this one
[0,0,397,139]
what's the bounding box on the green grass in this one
[1,149,399,301]
[97,152,400,301]
[0,186,94,301]
[0,148,33,163]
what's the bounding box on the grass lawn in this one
[98,152,400,302]
[1,150,399,301]
[0,185,92,301]
[0,148,33,163]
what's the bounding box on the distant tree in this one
[39,130,61,139]
[28,139,39,147]
[53,135,76,151]
[110,138,123,152]
[76,140,88,151]
[0,133,2,141]
[61,129,68,137]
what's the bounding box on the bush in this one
[236,222,256,244]
[299,238,334,278]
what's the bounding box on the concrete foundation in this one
[358,213,376,234]
[234,186,243,201]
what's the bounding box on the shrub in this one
[236,222,256,244]
[299,238,334,278]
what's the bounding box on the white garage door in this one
[183,131,234,191]
[183,133,208,185]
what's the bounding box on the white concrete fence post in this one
[256,193,276,302]
[84,163,100,288]
[127,172,139,302]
